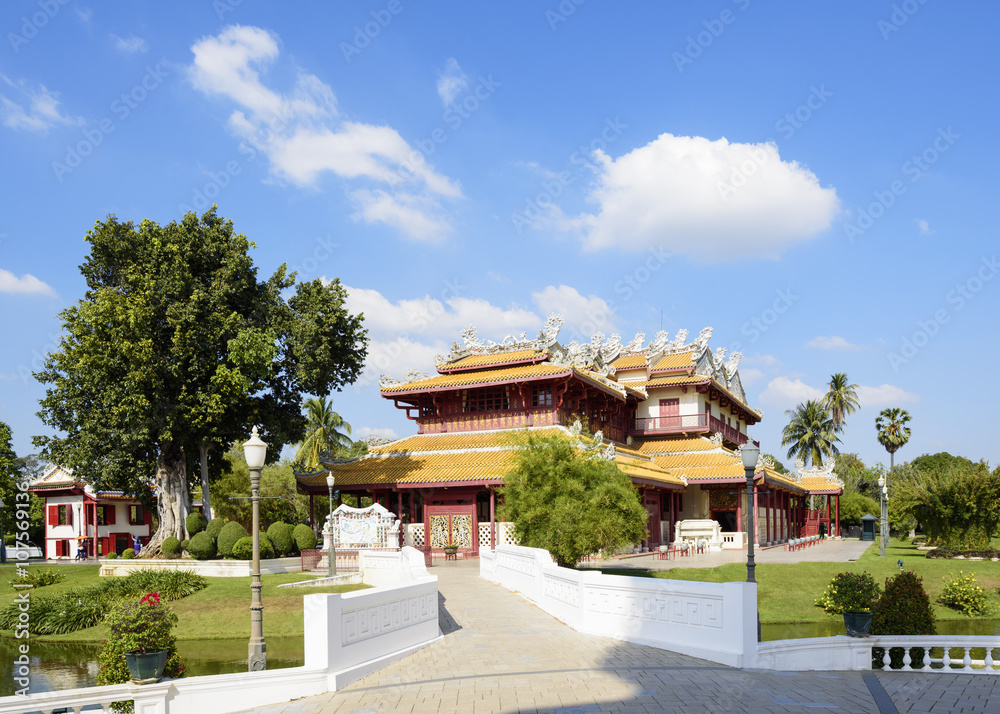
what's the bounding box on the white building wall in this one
[43,496,151,558]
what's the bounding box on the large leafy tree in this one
[780,400,840,468]
[0,421,16,508]
[294,396,353,470]
[875,407,912,471]
[34,209,367,551]
[823,373,859,433]
[499,431,648,567]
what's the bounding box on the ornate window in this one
[464,387,510,413]
[531,385,553,407]
[129,505,144,525]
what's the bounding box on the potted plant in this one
[98,592,185,691]
[443,541,459,557]
[829,572,881,637]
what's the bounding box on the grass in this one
[0,564,368,643]
[589,539,1000,626]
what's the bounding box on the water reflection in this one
[1,637,304,697]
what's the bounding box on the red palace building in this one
[295,315,842,557]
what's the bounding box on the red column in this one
[752,484,760,545]
[735,487,742,541]
[835,494,840,538]
[309,494,314,528]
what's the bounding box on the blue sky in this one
[1,1,997,471]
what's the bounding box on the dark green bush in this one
[872,571,936,669]
[106,552,119,560]
[267,522,294,557]
[232,534,275,560]
[185,511,208,536]
[293,523,317,552]
[206,517,226,540]
[121,549,136,560]
[162,536,181,556]
[187,531,217,560]
[217,522,249,558]
[179,539,190,552]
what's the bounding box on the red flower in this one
[141,592,161,605]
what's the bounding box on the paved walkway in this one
[241,558,1000,714]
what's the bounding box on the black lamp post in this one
[326,472,337,577]
[741,444,760,583]
[243,426,268,672]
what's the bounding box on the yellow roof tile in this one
[381,363,571,393]
[635,375,708,389]
[438,350,545,370]
[630,437,720,454]
[611,354,648,369]
[650,352,696,370]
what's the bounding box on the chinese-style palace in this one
[295,316,843,556]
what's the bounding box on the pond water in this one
[0,636,304,697]
[761,619,1000,641]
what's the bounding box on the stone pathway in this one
[242,559,1000,714]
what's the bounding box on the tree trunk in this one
[199,442,213,521]
[143,443,192,557]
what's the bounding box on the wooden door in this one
[426,504,478,555]
[659,398,679,429]
[642,492,661,547]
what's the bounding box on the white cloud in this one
[530,285,615,339]
[436,58,468,107]
[551,133,838,261]
[112,33,148,53]
[857,384,919,408]
[805,335,865,352]
[356,426,400,441]
[739,367,765,386]
[189,25,460,241]
[759,376,824,409]
[0,268,56,296]
[916,218,932,236]
[0,75,83,133]
[742,353,783,369]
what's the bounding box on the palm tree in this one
[823,373,860,433]
[875,407,912,471]
[781,400,840,467]
[295,396,354,470]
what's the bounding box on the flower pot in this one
[843,611,873,638]
[124,649,168,684]
[443,546,458,555]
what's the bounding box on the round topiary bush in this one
[187,531,217,560]
[232,534,275,560]
[106,552,118,560]
[186,511,208,536]
[206,517,226,540]
[217,522,249,558]
[179,539,190,553]
[266,522,294,557]
[162,536,181,556]
[293,523,317,552]
[121,549,136,560]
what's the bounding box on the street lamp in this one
[326,473,337,578]
[878,472,888,558]
[243,426,268,672]
[740,444,760,584]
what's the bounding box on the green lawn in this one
[591,540,1000,626]
[0,563,368,643]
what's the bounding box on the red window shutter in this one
[48,505,58,526]
[143,509,152,525]
[106,505,116,525]
[66,507,73,526]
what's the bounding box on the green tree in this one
[781,400,840,467]
[499,431,648,567]
[875,407,912,471]
[762,454,788,474]
[0,421,16,510]
[909,452,974,477]
[836,453,882,499]
[838,491,880,527]
[34,209,367,552]
[294,396,354,470]
[211,447,315,530]
[823,373,860,432]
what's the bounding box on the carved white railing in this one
[721,532,745,549]
[870,636,1000,673]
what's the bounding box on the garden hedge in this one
[187,531,217,560]
[266,522,294,557]
[217,521,249,558]
[293,523,317,552]
[185,511,208,536]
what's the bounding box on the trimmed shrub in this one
[872,571,936,669]
[179,539,190,553]
[185,512,208,536]
[187,531,217,560]
[106,552,119,560]
[206,517,226,540]
[122,549,136,560]
[815,571,880,614]
[162,536,181,556]
[939,571,993,617]
[217,522,249,558]
[232,534,275,560]
[267,522,294,557]
[293,523,317,552]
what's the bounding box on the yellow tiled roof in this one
[630,437,720,455]
[800,475,843,492]
[302,451,514,487]
[611,354,647,369]
[635,375,708,389]
[381,363,571,393]
[615,456,684,487]
[650,352,696,371]
[437,350,545,370]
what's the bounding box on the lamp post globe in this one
[242,426,268,671]
[326,473,337,577]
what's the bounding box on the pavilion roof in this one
[381,363,631,399]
